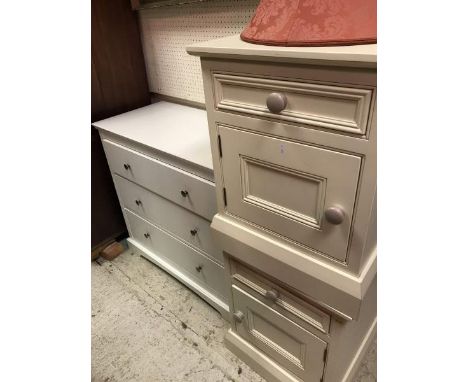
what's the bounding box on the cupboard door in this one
[232,286,327,381]
[219,125,361,262]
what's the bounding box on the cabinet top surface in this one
[187,35,376,68]
[93,101,213,171]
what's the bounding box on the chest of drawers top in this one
[93,101,213,181]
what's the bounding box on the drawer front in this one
[219,125,361,262]
[102,139,216,220]
[231,260,330,334]
[213,73,373,135]
[232,286,327,382]
[125,209,226,298]
[114,175,223,264]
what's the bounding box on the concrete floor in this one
[92,249,376,382]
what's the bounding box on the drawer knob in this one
[325,206,345,225]
[180,190,189,198]
[265,289,280,301]
[266,92,287,113]
[233,310,244,323]
[195,265,203,272]
[190,228,198,236]
[144,232,150,238]
[135,199,142,206]
[123,163,131,170]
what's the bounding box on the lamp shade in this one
[241,0,376,47]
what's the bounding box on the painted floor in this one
[92,249,376,382]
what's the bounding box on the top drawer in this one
[213,73,373,136]
[102,139,217,221]
[231,259,330,335]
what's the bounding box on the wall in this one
[139,0,259,105]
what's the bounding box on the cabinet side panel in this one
[325,278,376,382]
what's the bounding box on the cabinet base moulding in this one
[127,238,230,320]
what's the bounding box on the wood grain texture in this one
[91,0,150,249]
[91,0,150,122]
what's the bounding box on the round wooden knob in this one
[265,289,280,301]
[266,92,287,113]
[325,206,345,225]
[233,310,244,323]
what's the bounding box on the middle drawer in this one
[114,174,223,264]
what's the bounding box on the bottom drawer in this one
[125,208,227,298]
[232,286,327,382]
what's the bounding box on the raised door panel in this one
[219,125,361,262]
[232,286,327,382]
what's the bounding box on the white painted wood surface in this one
[114,174,223,264]
[127,238,229,319]
[93,102,213,173]
[125,208,227,300]
[96,102,228,314]
[187,35,377,68]
[102,139,217,221]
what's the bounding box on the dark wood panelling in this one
[91,0,151,249]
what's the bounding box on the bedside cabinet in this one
[188,35,377,382]
[93,101,229,318]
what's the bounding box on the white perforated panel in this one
[139,0,259,104]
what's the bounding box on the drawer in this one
[231,260,330,334]
[102,139,216,221]
[219,125,361,262]
[213,73,373,136]
[125,209,226,298]
[232,286,327,382]
[114,175,223,264]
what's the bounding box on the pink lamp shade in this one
[240,0,376,47]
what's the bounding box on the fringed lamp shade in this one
[241,0,376,47]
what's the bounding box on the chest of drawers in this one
[93,101,229,318]
[188,35,377,382]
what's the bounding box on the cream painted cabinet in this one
[188,35,377,382]
[219,125,361,262]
